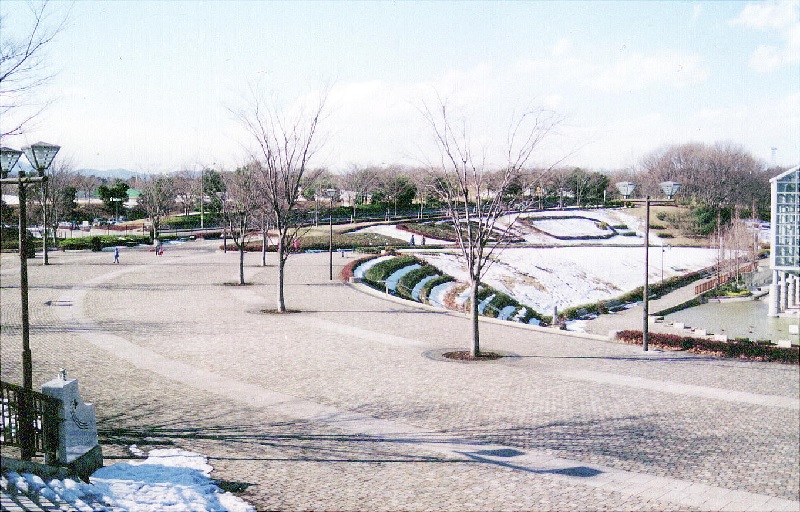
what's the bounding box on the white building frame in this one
[768,165,800,317]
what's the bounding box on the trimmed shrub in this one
[340,254,380,281]
[615,330,799,364]
[59,235,152,250]
[363,255,418,289]
[397,265,441,300]
[419,274,455,303]
[656,232,674,238]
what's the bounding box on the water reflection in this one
[665,298,799,343]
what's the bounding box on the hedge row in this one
[339,254,381,281]
[238,232,409,253]
[615,330,799,364]
[363,255,418,286]
[354,254,546,325]
[59,235,152,251]
[396,264,441,300]
[560,269,708,320]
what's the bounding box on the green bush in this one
[615,330,798,364]
[59,235,151,250]
[1,228,37,258]
[656,232,674,238]
[397,265,441,300]
[419,274,455,303]
[363,255,418,288]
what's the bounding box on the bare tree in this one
[38,158,77,244]
[378,165,416,217]
[223,165,260,285]
[237,90,327,312]
[341,165,380,222]
[639,142,768,209]
[173,169,200,216]
[420,97,559,356]
[138,174,175,243]
[0,0,68,137]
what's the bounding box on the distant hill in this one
[75,168,139,180]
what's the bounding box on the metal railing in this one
[0,381,61,461]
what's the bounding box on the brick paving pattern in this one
[1,241,798,511]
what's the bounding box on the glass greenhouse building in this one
[768,165,800,317]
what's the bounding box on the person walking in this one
[113,246,120,264]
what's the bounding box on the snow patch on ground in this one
[353,255,394,278]
[419,246,717,313]
[4,449,254,512]
[428,282,456,307]
[386,264,420,292]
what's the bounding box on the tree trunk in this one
[470,277,480,357]
[262,228,267,266]
[239,243,245,285]
[277,238,286,312]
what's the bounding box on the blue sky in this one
[3,0,798,173]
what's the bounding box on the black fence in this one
[0,381,61,461]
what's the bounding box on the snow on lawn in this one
[499,209,646,245]
[3,448,255,512]
[386,264,420,292]
[528,217,610,238]
[419,246,717,313]
[428,281,457,308]
[353,255,394,278]
[349,224,454,245]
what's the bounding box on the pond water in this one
[665,298,800,343]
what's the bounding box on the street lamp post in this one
[1,145,55,460]
[615,181,680,352]
[326,189,337,280]
[22,142,61,266]
[643,196,651,351]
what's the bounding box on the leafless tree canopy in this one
[236,89,328,311]
[419,96,560,355]
[638,142,769,208]
[138,175,176,240]
[0,0,68,138]
[223,164,261,285]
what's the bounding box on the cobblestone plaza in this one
[1,241,798,511]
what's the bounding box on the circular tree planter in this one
[423,348,515,363]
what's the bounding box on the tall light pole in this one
[616,181,680,352]
[1,145,54,460]
[643,196,651,351]
[22,142,60,266]
[326,188,337,280]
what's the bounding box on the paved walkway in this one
[582,278,706,337]
[1,241,798,511]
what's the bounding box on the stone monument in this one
[41,370,102,476]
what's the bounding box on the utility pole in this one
[643,196,650,352]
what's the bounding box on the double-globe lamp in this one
[0,142,60,461]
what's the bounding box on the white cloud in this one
[551,38,572,57]
[692,4,704,21]
[594,52,710,92]
[730,1,800,73]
